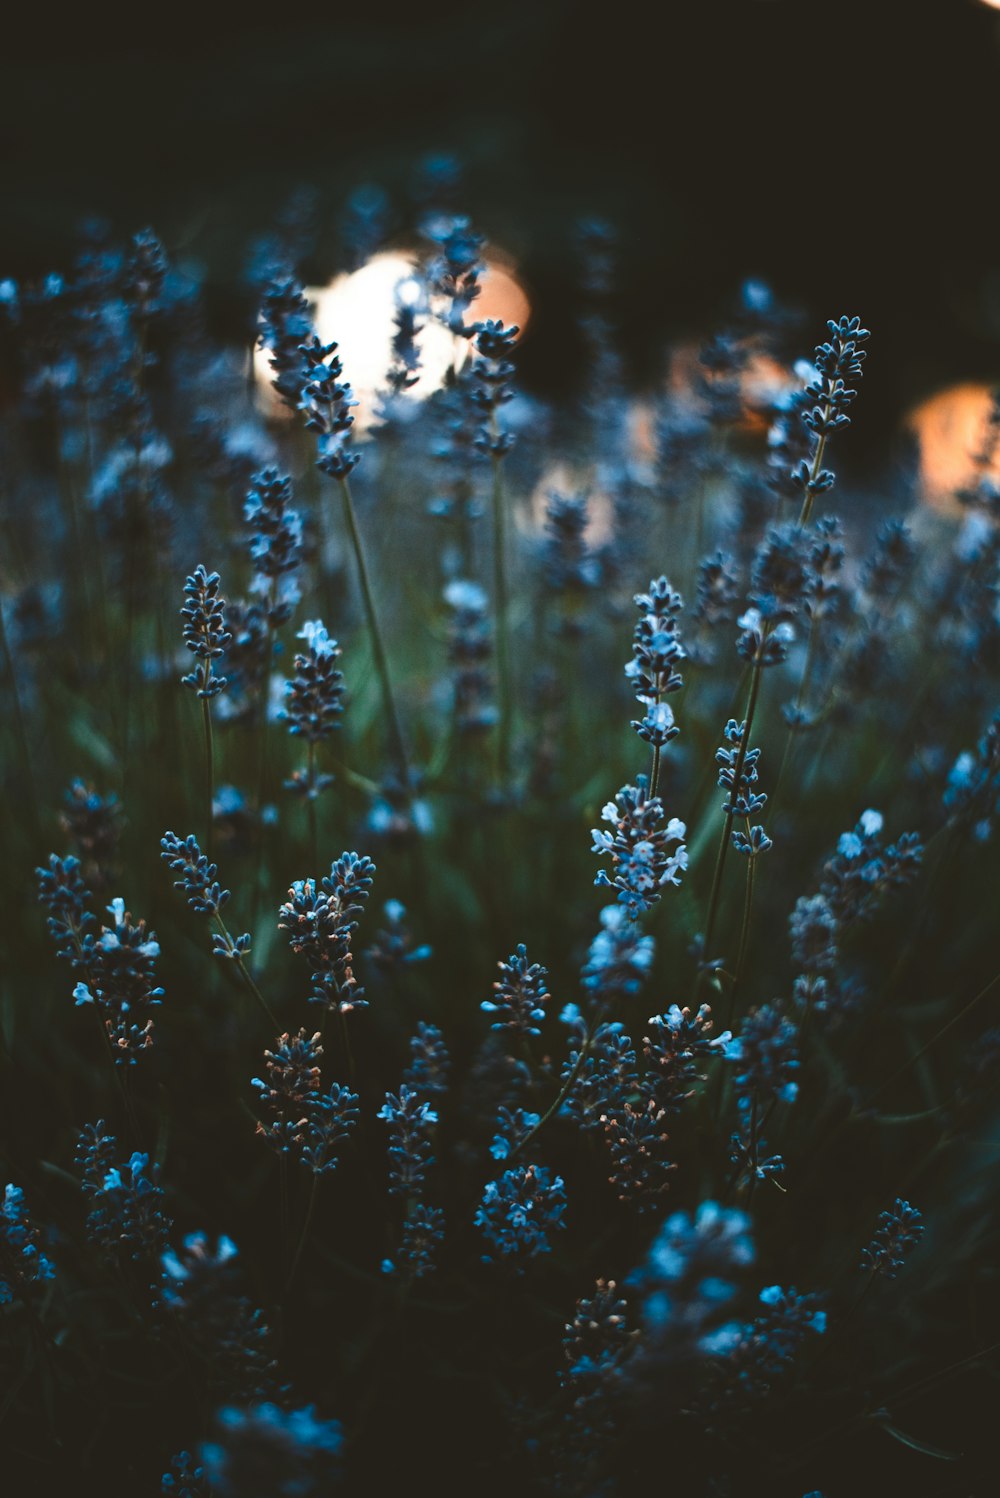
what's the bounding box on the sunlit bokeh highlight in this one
[256,249,530,431]
[908,382,1000,512]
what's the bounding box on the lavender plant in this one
[3,209,999,1498]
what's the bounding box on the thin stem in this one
[251,619,276,936]
[337,476,410,786]
[511,1019,602,1160]
[699,657,764,989]
[338,1010,357,1088]
[201,692,214,861]
[93,1009,141,1143]
[212,912,280,1030]
[490,444,512,784]
[767,611,819,828]
[729,848,757,1026]
[283,1172,319,1300]
[865,968,1000,1110]
[0,593,39,844]
[307,740,319,874]
[798,429,829,528]
[279,1156,290,1285]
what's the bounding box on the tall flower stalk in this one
[471,319,519,784]
[180,566,231,858]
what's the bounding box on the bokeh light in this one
[256,249,530,430]
[907,382,1000,511]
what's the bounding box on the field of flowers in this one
[1,196,999,1496]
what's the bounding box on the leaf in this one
[870,1410,962,1461]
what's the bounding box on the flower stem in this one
[490,443,512,785]
[337,476,410,787]
[699,656,765,990]
[201,693,214,861]
[283,1172,319,1301]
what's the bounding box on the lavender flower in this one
[382,1203,446,1281]
[482,945,550,1036]
[378,1086,438,1197]
[627,577,685,750]
[580,904,656,1006]
[861,1199,925,1279]
[402,1021,450,1099]
[200,1403,343,1498]
[283,621,345,798]
[298,335,359,480]
[367,901,433,971]
[161,1452,211,1497]
[258,275,314,408]
[244,467,303,628]
[602,1100,674,1209]
[424,215,484,335]
[161,1233,277,1398]
[72,897,164,1064]
[252,1031,358,1174]
[627,1201,754,1353]
[716,719,773,857]
[252,1030,323,1156]
[443,579,497,736]
[76,1126,171,1265]
[60,779,122,890]
[643,1004,731,1112]
[181,566,231,699]
[278,852,375,1013]
[592,775,687,917]
[490,1105,542,1160]
[470,318,518,456]
[476,1163,567,1268]
[1,1184,54,1304]
[562,1278,636,1411]
[725,1005,799,1110]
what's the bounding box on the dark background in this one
[3,0,1000,444]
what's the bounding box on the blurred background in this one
[2,0,1000,459]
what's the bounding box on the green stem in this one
[698,657,765,990]
[283,1172,319,1300]
[201,692,214,861]
[511,1019,602,1160]
[729,846,757,1026]
[865,969,1000,1111]
[336,476,410,786]
[212,912,279,1030]
[307,740,319,874]
[798,428,829,528]
[338,1010,357,1088]
[767,610,820,829]
[490,445,512,784]
[0,593,39,844]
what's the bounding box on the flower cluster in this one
[861,1198,925,1279]
[592,776,687,917]
[71,896,165,1064]
[298,335,360,479]
[252,1030,359,1173]
[1,1185,54,1304]
[283,621,345,797]
[627,576,685,749]
[482,944,551,1036]
[443,579,497,736]
[377,1086,439,1196]
[243,467,303,628]
[258,275,314,408]
[476,1163,567,1268]
[181,565,231,699]
[76,1124,171,1268]
[278,852,375,1012]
